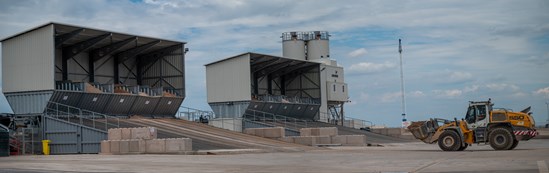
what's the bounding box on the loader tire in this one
[489,127,514,150]
[508,140,519,150]
[438,130,461,151]
[457,144,468,151]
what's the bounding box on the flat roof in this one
[0,22,186,44]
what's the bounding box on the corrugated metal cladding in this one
[67,53,90,82]
[152,97,184,116]
[129,97,160,115]
[4,91,54,114]
[103,95,137,116]
[142,49,185,96]
[209,102,250,118]
[2,24,55,93]
[49,90,182,117]
[245,101,319,120]
[206,54,251,103]
[43,116,106,154]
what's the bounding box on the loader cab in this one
[465,101,493,129]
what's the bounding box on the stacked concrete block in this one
[121,128,132,139]
[101,127,191,155]
[128,139,146,153]
[131,127,157,140]
[299,127,337,137]
[316,136,332,145]
[244,127,285,138]
[333,135,367,146]
[292,136,317,146]
[279,137,295,143]
[145,139,166,153]
[108,128,122,140]
[165,138,192,153]
[101,140,111,154]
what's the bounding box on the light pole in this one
[398,39,407,128]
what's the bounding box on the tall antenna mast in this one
[399,39,408,128]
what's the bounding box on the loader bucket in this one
[407,119,443,143]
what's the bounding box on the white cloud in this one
[381,92,402,103]
[433,89,463,98]
[409,91,425,97]
[485,83,520,91]
[348,62,395,74]
[534,87,549,96]
[348,48,368,57]
[464,85,480,93]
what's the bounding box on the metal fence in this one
[44,101,120,131]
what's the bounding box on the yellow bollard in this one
[42,140,51,155]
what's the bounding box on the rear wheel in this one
[438,130,461,151]
[508,140,519,150]
[489,127,514,150]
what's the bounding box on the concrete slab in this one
[299,128,312,136]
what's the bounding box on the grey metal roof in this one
[204,52,319,66]
[0,22,186,44]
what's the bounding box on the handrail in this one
[242,109,312,131]
[44,101,120,131]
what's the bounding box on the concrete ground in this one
[1,139,548,173]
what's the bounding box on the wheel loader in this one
[408,99,538,151]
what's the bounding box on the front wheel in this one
[508,140,519,150]
[438,130,462,151]
[489,127,515,150]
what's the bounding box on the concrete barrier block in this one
[332,135,347,144]
[279,137,295,143]
[263,127,285,138]
[243,128,256,136]
[316,136,332,144]
[132,127,157,140]
[121,128,132,139]
[165,138,182,153]
[183,138,192,151]
[100,140,110,154]
[254,128,265,137]
[344,135,367,146]
[293,136,316,146]
[128,139,146,153]
[311,128,320,136]
[146,139,166,153]
[387,128,402,136]
[110,140,121,154]
[119,140,130,154]
[108,128,122,140]
[299,128,312,136]
[319,127,338,136]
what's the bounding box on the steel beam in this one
[116,40,160,63]
[55,28,84,48]
[62,33,110,80]
[138,44,182,68]
[91,37,136,62]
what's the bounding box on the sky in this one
[0,0,548,127]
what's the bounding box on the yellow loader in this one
[408,99,538,151]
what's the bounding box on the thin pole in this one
[399,39,407,127]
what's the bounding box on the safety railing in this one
[243,109,312,131]
[257,95,320,104]
[55,81,183,97]
[44,101,120,131]
[177,106,215,122]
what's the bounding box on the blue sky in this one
[0,0,548,127]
